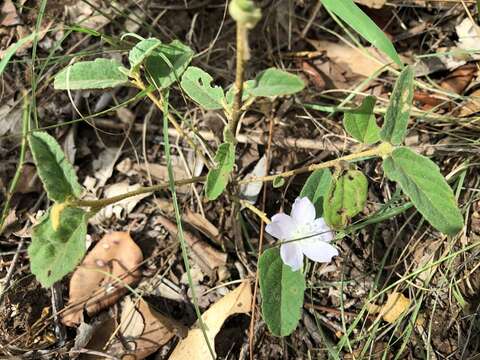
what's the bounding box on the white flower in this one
[265,197,338,271]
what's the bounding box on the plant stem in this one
[229,23,247,140]
[0,93,29,233]
[132,78,212,168]
[70,175,206,209]
[238,144,389,185]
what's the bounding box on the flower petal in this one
[301,240,338,263]
[280,241,304,271]
[311,217,334,242]
[265,213,295,240]
[291,197,316,225]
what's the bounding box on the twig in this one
[0,239,24,305]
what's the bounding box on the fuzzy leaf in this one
[180,66,225,110]
[380,66,415,145]
[248,68,304,98]
[145,40,194,89]
[323,170,368,228]
[383,147,463,235]
[28,132,82,202]
[205,143,235,200]
[343,96,381,144]
[29,207,88,287]
[321,0,402,67]
[259,248,305,337]
[128,37,162,72]
[300,169,332,217]
[54,58,128,90]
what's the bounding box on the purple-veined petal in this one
[265,213,295,240]
[280,241,304,271]
[291,197,316,225]
[301,240,338,263]
[310,217,334,242]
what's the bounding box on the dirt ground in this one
[1,0,480,359]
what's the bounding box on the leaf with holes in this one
[128,37,162,73]
[323,170,368,228]
[343,96,381,144]
[380,66,415,145]
[259,248,305,337]
[321,0,402,67]
[28,132,82,202]
[180,66,225,110]
[144,40,194,89]
[383,147,463,235]
[29,207,88,287]
[300,169,332,217]
[205,143,235,200]
[54,58,129,90]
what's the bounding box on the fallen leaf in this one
[239,155,267,204]
[157,215,227,274]
[134,159,190,193]
[460,88,480,117]
[0,0,21,27]
[380,292,411,324]
[310,40,390,78]
[106,297,182,359]
[354,0,385,8]
[440,63,477,95]
[456,17,480,61]
[93,147,120,189]
[61,232,143,327]
[169,281,252,359]
[183,209,222,246]
[91,182,151,224]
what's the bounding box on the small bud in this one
[229,0,261,29]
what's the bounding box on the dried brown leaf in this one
[61,232,143,327]
[169,281,252,359]
[158,215,227,273]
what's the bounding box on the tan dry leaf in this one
[460,88,480,117]
[169,281,252,359]
[91,182,151,224]
[310,40,389,78]
[354,0,385,8]
[106,297,180,359]
[158,215,227,273]
[440,64,477,95]
[0,0,22,27]
[380,292,411,324]
[183,209,222,246]
[61,232,143,327]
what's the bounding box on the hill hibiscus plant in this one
[19,0,462,340]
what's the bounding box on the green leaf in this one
[28,132,82,203]
[53,58,129,90]
[29,207,88,287]
[247,68,305,98]
[225,80,256,106]
[323,169,368,228]
[343,96,381,144]
[380,66,415,145]
[382,147,463,236]
[144,40,194,89]
[321,0,402,67]
[300,169,332,217]
[259,248,305,337]
[180,66,225,110]
[128,37,162,73]
[273,176,285,188]
[205,143,235,200]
